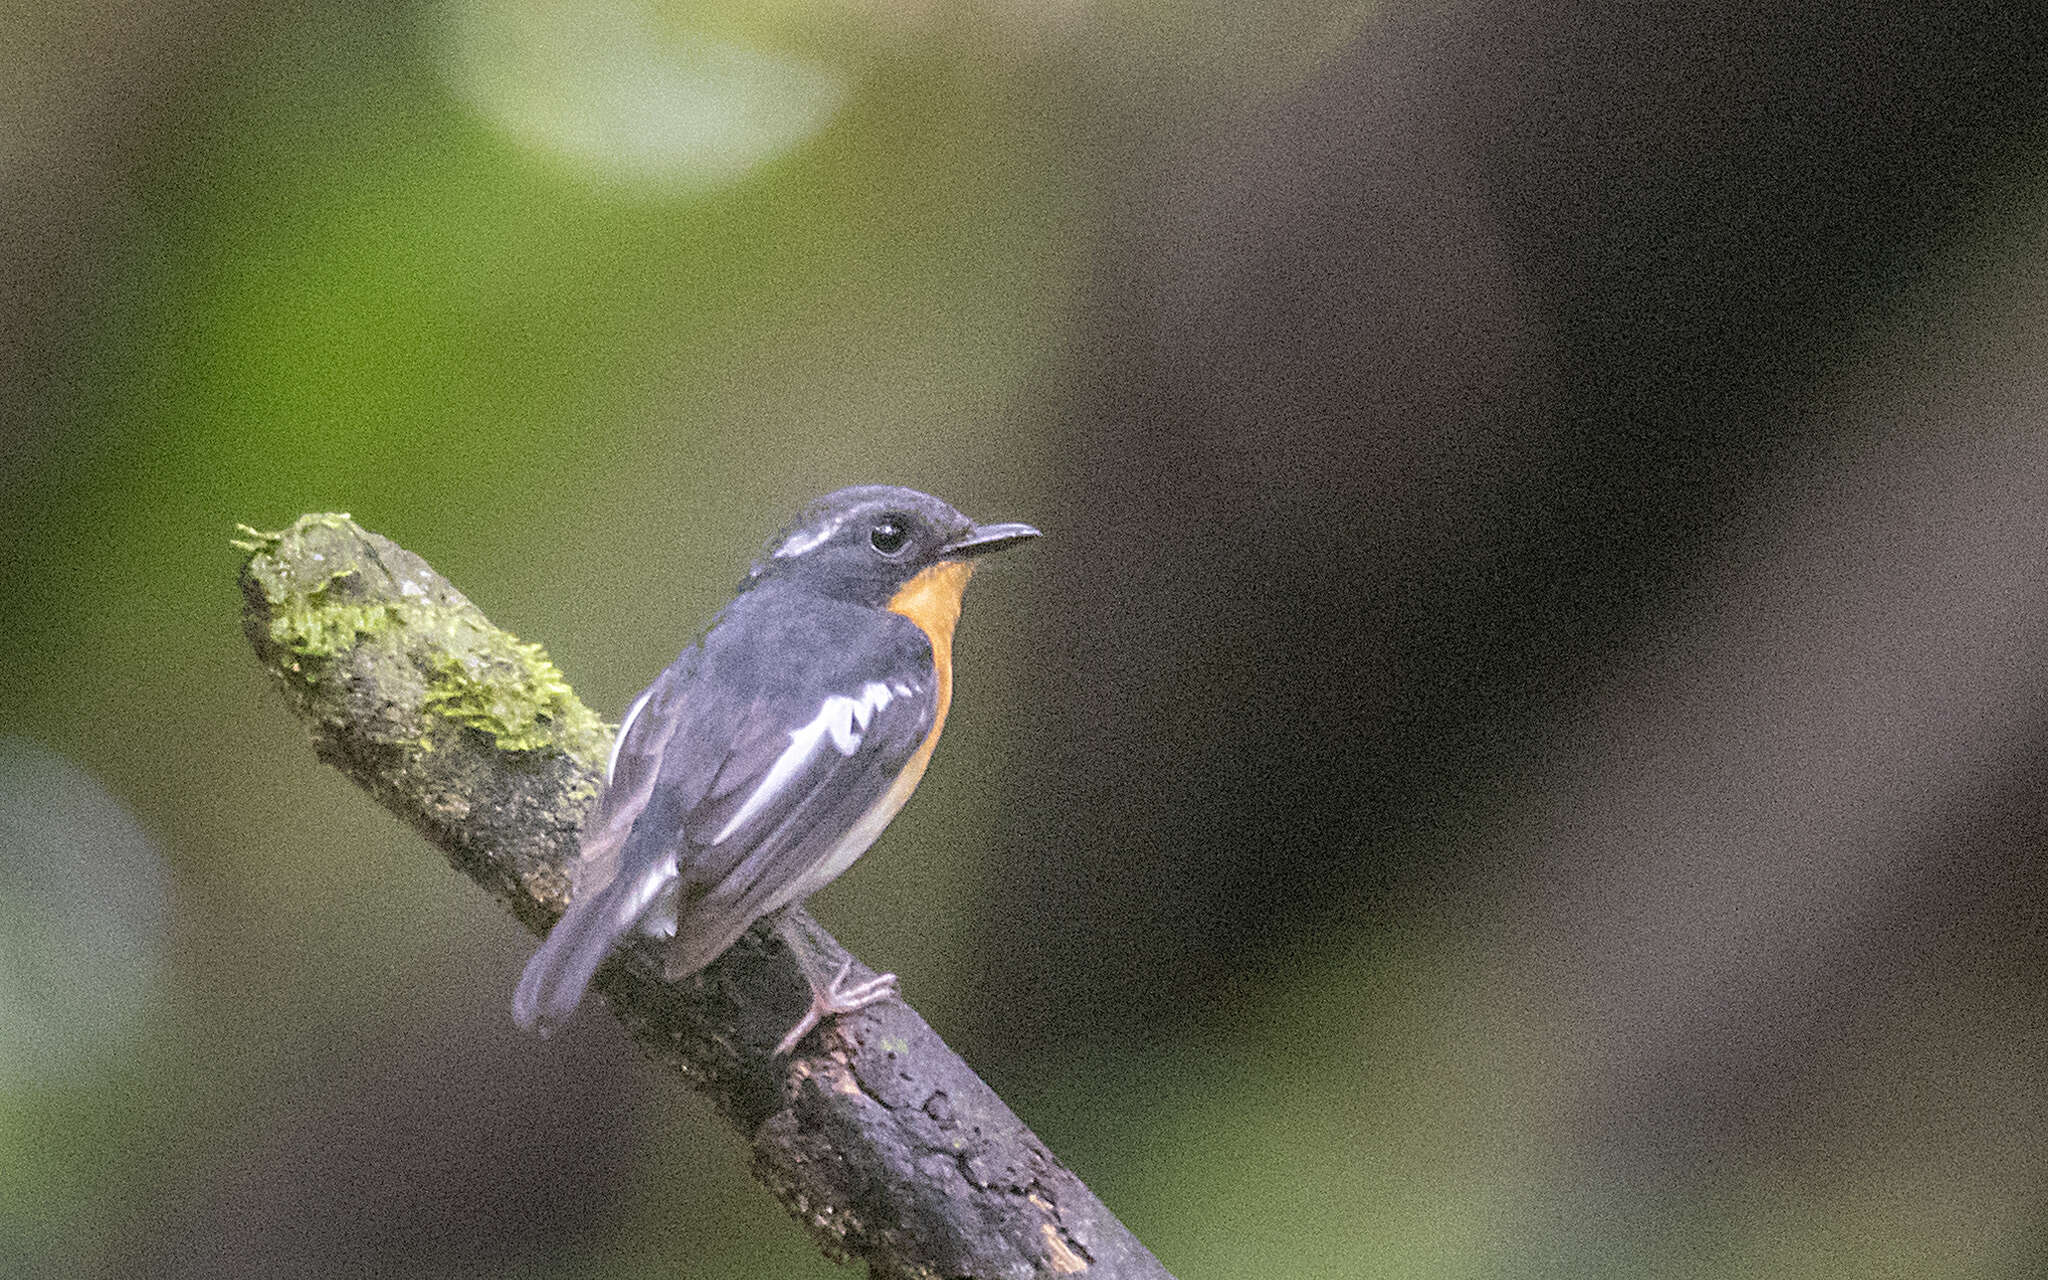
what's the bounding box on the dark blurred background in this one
[6,1,2048,1276]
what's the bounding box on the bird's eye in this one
[869,516,911,556]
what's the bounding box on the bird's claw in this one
[773,958,899,1057]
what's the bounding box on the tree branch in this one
[234,513,1171,1280]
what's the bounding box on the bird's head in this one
[746,485,1039,608]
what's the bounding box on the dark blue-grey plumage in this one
[512,590,937,1034]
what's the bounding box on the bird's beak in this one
[940,521,1041,557]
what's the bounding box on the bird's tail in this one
[512,863,674,1036]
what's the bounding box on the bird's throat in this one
[886,559,976,731]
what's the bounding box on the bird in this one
[512,485,1039,1055]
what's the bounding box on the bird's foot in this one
[773,959,898,1057]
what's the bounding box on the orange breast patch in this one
[886,558,976,765]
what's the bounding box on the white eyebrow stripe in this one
[708,682,898,844]
[772,516,842,559]
[606,686,655,784]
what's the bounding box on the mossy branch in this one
[236,514,1171,1280]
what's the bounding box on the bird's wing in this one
[648,665,937,978]
[566,652,697,903]
[511,649,720,1033]
[513,610,938,1032]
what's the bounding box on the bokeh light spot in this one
[0,737,170,1088]
[441,0,847,192]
